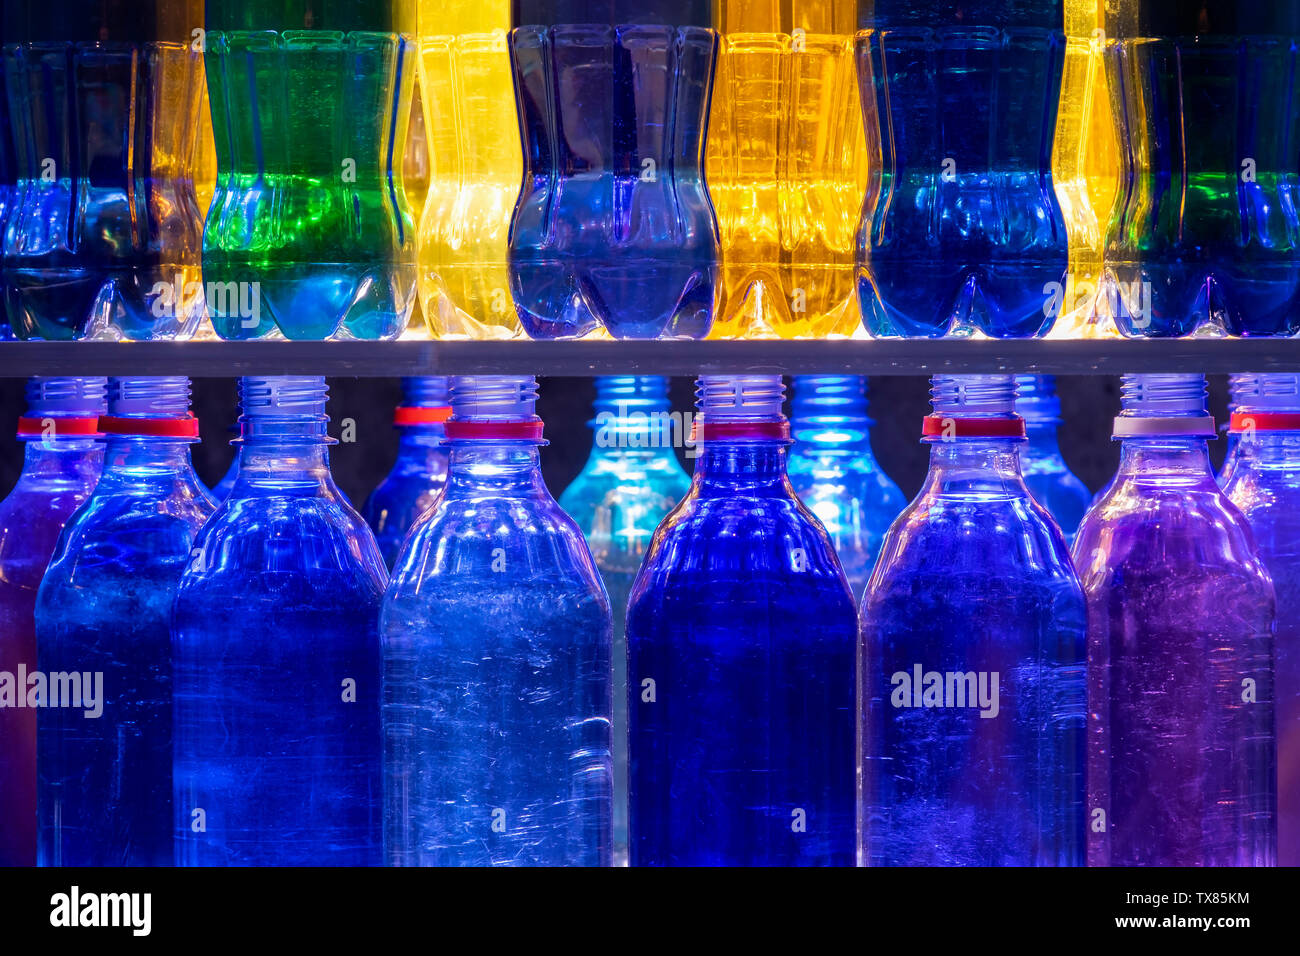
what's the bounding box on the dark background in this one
[0,376,1234,505]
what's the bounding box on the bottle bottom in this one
[1101,263,1300,338]
[710,261,860,339]
[5,264,205,341]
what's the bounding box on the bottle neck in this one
[922,439,1028,496]
[18,438,104,486]
[235,426,336,497]
[692,440,791,493]
[396,424,447,453]
[98,437,198,482]
[1230,431,1300,470]
[1022,422,1063,459]
[445,442,548,498]
[1116,438,1215,482]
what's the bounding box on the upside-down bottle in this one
[201,1,415,340]
[1015,374,1092,540]
[0,377,105,867]
[1104,3,1300,337]
[36,376,214,866]
[787,375,904,599]
[509,1,719,339]
[860,374,1086,866]
[627,375,857,865]
[362,376,451,567]
[1073,374,1275,865]
[416,1,522,338]
[1221,374,1300,866]
[2,1,207,340]
[558,375,691,865]
[856,1,1068,338]
[173,376,386,865]
[382,376,612,866]
[706,0,866,338]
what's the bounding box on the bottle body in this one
[172,378,386,865]
[201,3,415,340]
[706,0,866,338]
[857,1,1068,338]
[508,3,719,339]
[417,1,522,338]
[860,402,1086,866]
[3,5,207,340]
[1104,4,1300,337]
[37,425,214,866]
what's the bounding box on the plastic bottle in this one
[860,374,1086,865]
[1015,374,1092,540]
[362,376,451,567]
[383,375,612,866]
[627,375,856,865]
[1221,373,1300,866]
[1218,373,1256,488]
[787,375,904,599]
[2,2,207,340]
[1104,3,1300,337]
[0,10,13,340]
[509,1,718,339]
[558,375,691,865]
[856,1,1068,338]
[201,1,415,340]
[0,377,106,867]
[416,1,522,338]
[707,0,865,338]
[173,376,387,865]
[1073,373,1275,866]
[36,377,214,866]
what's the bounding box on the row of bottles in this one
[5,1,1299,341]
[0,369,1292,865]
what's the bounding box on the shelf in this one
[1,337,1298,377]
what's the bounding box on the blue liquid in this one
[1016,376,1091,541]
[36,432,214,866]
[627,384,856,865]
[509,3,718,339]
[857,1,1067,338]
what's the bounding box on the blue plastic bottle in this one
[0,378,105,867]
[860,374,1086,866]
[856,1,1067,337]
[1220,374,1299,866]
[787,375,905,600]
[509,1,718,339]
[1015,374,1091,541]
[362,376,451,568]
[1218,373,1256,488]
[1074,374,1274,866]
[627,375,857,865]
[173,376,386,865]
[382,375,612,865]
[0,9,12,339]
[36,377,214,866]
[558,375,691,865]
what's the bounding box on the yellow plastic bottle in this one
[1050,0,1133,337]
[416,1,523,338]
[707,0,867,339]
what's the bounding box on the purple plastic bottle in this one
[1073,373,1276,866]
[0,377,106,866]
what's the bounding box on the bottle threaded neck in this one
[400,376,450,408]
[1115,373,1215,439]
[1013,374,1061,425]
[695,375,785,422]
[930,374,1018,418]
[240,376,328,417]
[1235,373,1300,412]
[791,375,870,422]
[109,376,191,419]
[1228,373,1259,414]
[449,375,538,420]
[594,375,671,417]
[25,376,108,418]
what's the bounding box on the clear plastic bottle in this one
[2,2,207,339]
[0,377,106,867]
[201,1,415,340]
[627,375,856,865]
[706,0,865,338]
[1221,373,1300,866]
[1015,374,1092,540]
[557,375,691,866]
[173,376,386,865]
[416,1,522,338]
[860,374,1086,865]
[1217,373,1256,488]
[509,1,718,339]
[362,376,451,567]
[787,375,904,600]
[856,1,1068,338]
[1073,374,1275,866]
[1104,4,1300,337]
[382,376,611,865]
[36,376,214,866]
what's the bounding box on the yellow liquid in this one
[1050,0,1133,337]
[415,1,523,339]
[707,0,867,339]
